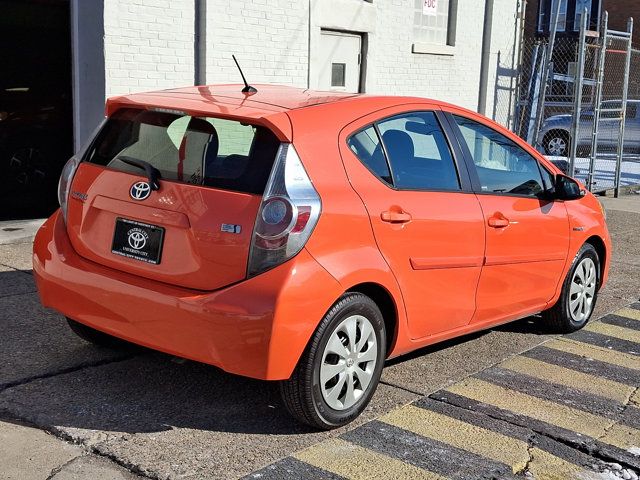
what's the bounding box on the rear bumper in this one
[33,211,343,380]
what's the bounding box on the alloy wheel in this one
[569,257,597,322]
[320,314,378,411]
[547,136,568,156]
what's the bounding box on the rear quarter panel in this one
[286,104,409,357]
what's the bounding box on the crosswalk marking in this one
[585,321,640,344]
[546,338,640,370]
[445,377,616,439]
[380,405,529,473]
[618,307,640,321]
[293,438,446,480]
[526,447,584,480]
[499,355,636,404]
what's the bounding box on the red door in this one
[340,107,485,339]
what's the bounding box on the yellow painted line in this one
[527,448,584,480]
[616,307,640,322]
[446,378,628,442]
[380,405,529,473]
[601,423,640,452]
[500,355,635,404]
[585,321,640,344]
[293,438,446,480]
[547,338,640,371]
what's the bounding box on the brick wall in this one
[100,0,520,123]
[603,0,640,44]
[103,0,195,97]
[369,0,520,117]
[525,1,640,44]
[204,0,309,86]
[486,0,523,124]
[369,0,485,110]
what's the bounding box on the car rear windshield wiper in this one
[117,156,162,191]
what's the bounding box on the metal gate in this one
[513,7,639,196]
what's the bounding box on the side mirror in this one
[554,174,585,200]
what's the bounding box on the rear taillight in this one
[58,156,80,222]
[247,144,321,276]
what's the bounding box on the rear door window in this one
[86,108,281,194]
[347,111,460,191]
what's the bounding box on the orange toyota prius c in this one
[33,84,611,429]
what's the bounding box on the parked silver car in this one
[538,100,640,156]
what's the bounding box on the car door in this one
[445,111,571,324]
[339,107,486,339]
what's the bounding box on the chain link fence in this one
[495,20,640,194]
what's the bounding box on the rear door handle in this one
[488,215,509,228]
[381,211,412,224]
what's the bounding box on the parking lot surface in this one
[0,194,639,479]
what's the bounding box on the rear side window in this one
[347,126,392,184]
[453,115,545,196]
[347,111,460,191]
[86,108,281,194]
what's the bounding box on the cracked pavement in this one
[0,194,639,479]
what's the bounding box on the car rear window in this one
[85,108,281,194]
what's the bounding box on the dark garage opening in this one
[0,0,73,220]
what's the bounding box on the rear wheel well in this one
[346,283,397,357]
[585,235,606,289]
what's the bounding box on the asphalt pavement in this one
[0,194,638,479]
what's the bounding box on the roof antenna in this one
[232,55,257,94]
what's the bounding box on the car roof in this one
[105,84,463,141]
[107,84,448,115]
[160,84,362,109]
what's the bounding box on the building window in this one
[331,63,346,87]
[413,0,456,46]
[539,0,568,33]
[537,2,545,32]
[556,0,568,32]
[574,0,592,30]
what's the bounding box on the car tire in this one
[280,292,386,430]
[541,243,600,333]
[543,130,570,157]
[66,317,133,349]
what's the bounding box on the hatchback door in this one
[340,107,485,339]
[446,111,570,324]
[65,108,281,290]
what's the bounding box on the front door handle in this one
[488,214,509,228]
[381,210,412,224]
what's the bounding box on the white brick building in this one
[71,0,523,148]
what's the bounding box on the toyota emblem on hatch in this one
[130,181,151,201]
[127,229,147,250]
